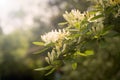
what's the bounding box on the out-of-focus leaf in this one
[75,51,88,56]
[76,50,94,56]
[85,50,94,55]
[33,42,44,46]
[58,22,68,26]
[99,38,109,48]
[82,22,93,34]
[33,47,49,54]
[72,62,77,70]
[45,68,56,76]
[104,30,119,37]
[34,66,53,71]
[90,14,104,21]
[105,7,114,14]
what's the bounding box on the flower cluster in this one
[63,9,85,26]
[41,29,70,45]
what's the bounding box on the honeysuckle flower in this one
[63,9,85,25]
[41,29,70,45]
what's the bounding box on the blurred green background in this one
[0,0,120,80]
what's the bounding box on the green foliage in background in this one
[0,29,46,80]
[34,0,120,77]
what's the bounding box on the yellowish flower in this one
[41,29,69,45]
[63,9,85,25]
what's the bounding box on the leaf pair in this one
[35,66,55,76]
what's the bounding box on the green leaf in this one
[45,68,56,76]
[105,7,114,14]
[85,50,94,55]
[33,47,49,54]
[82,22,93,34]
[34,66,53,71]
[75,50,94,57]
[75,51,88,56]
[90,14,104,21]
[72,63,77,70]
[33,42,44,46]
[33,43,54,54]
[58,22,68,26]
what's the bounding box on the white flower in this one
[41,29,69,45]
[63,9,85,25]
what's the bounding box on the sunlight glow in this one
[0,0,21,34]
[0,0,20,17]
[0,0,50,34]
